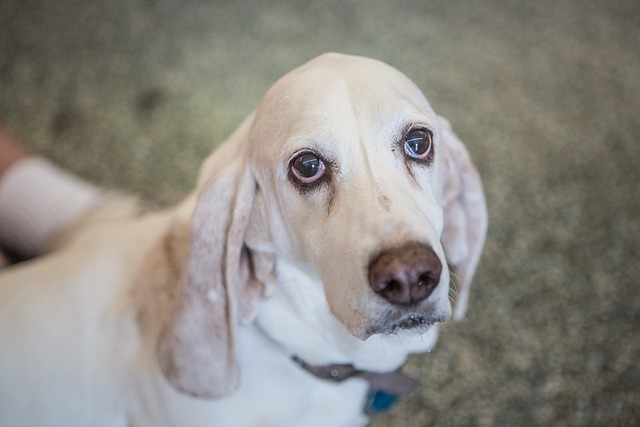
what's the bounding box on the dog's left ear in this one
[438,116,488,320]
[157,114,275,398]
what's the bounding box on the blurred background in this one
[1,0,638,425]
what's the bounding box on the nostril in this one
[415,272,439,300]
[379,279,410,305]
[386,280,402,293]
[418,272,438,288]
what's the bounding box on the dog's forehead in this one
[250,54,436,157]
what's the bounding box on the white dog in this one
[0,53,487,427]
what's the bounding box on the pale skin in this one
[0,126,31,262]
[0,126,30,180]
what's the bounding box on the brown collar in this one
[292,356,417,416]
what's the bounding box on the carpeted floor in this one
[1,0,638,425]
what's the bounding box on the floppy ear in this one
[157,114,274,398]
[438,116,488,320]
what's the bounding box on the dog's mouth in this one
[364,311,450,337]
[391,314,432,332]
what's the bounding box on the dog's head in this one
[157,53,487,398]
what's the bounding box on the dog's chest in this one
[218,326,371,427]
[141,326,371,427]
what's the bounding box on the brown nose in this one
[368,242,443,306]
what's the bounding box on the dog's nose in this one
[368,243,443,306]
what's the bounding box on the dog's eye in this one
[290,152,326,184]
[403,129,433,160]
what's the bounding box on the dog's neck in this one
[251,296,420,417]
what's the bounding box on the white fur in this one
[0,53,487,426]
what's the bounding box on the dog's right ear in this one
[438,116,488,321]
[157,114,271,399]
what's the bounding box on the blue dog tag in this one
[366,388,399,415]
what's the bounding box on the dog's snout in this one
[368,243,442,306]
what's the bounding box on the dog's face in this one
[248,54,452,339]
[159,53,486,398]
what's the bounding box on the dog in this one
[0,53,487,427]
